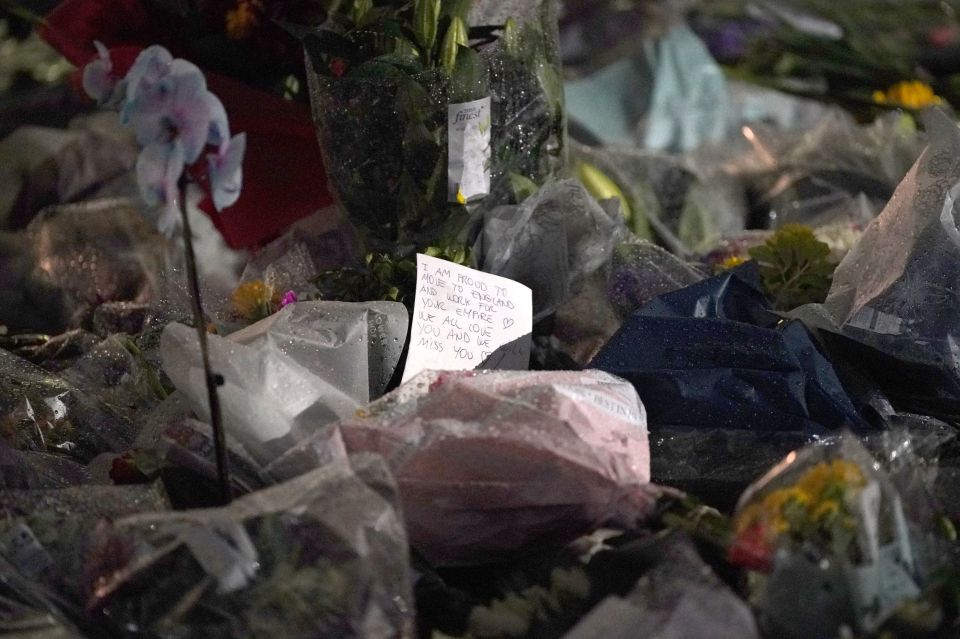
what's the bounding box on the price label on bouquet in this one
[402,254,532,383]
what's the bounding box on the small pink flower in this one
[280,290,298,308]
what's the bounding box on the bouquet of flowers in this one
[692,0,960,118]
[729,436,935,638]
[0,458,414,639]
[299,0,565,254]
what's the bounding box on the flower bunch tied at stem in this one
[84,43,246,504]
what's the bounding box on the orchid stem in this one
[178,181,231,505]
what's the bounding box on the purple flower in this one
[82,44,246,235]
[122,45,174,103]
[207,133,246,211]
[279,290,298,308]
[123,59,215,163]
[82,41,122,107]
[136,140,185,234]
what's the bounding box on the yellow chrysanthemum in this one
[811,499,841,522]
[232,280,278,320]
[873,80,943,110]
[226,0,263,40]
[735,459,868,545]
[797,460,865,498]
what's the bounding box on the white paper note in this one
[402,254,532,383]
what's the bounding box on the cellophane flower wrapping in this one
[266,369,652,566]
[159,301,408,468]
[0,347,135,467]
[731,435,940,638]
[0,456,414,639]
[790,108,960,419]
[304,0,565,250]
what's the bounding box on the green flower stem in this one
[178,181,231,505]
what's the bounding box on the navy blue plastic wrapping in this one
[592,264,869,434]
[591,264,872,504]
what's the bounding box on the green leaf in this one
[499,17,521,55]
[413,0,441,54]
[508,173,539,203]
[748,224,836,311]
[351,0,373,25]
[441,15,468,74]
[449,44,488,101]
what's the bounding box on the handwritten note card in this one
[402,254,532,383]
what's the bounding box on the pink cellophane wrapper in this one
[267,369,652,565]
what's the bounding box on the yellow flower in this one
[873,80,943,110]
[811,499,840,522]
[716,255,747,273]
[232,280,278,320]
[226,0,263,40]
[797,460,865,499]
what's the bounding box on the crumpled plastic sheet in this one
[791,109,960,419]
[476,179,626,321]
[0,112,139,232]
[592,264,869,434]
[161,301,408,466]
[0,456,413,639]
[0,559,86,639]
[564,533,759,639]
[572,111,924,257]
[553,238,705,365]
[734,434,945,638]
[0,347,135,464]
[237,206,358,301]
[737,111,924,232]
[0,482,170,520]
[0,198,168,333]
[268,369,653,566]
[0,441,90,490]
[61,332,170,420]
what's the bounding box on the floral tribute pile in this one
[0,2,959,639]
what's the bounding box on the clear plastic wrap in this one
[0,347,135,464]
[0,441,90,490]
[552,238,705,366]
[0,482,170,519]
[267,369,652,566]
[572,111,925,258]
[730,434,951,638]
[304,0,565,250]
[475,179,624,321]
[793,109,960,417]
[237,206,359,302]
[565,533,759,639]
[160,301,407,466]
[0,457,413,639]
[22,198,167,331]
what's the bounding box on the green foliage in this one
[312,245,471,307]
[414,0,441,56]
[700,0,960,115]
[749,224,835,311]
